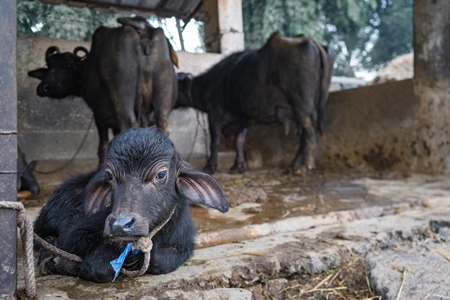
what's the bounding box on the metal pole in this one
[0,0,18,298]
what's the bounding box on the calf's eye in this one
[155,170,167,181]
[106,170,113,181]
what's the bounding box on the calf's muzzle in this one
[104,214,149,238]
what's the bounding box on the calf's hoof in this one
[38,257,54,276]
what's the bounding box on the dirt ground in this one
[18,166,450,299]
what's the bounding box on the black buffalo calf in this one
[34,127,228,282]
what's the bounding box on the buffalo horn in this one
[45,46,60,60]
[74,46,88,59]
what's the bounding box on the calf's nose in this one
[108,216,136,236]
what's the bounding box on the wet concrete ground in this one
[16,162,450,299]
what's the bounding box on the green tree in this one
[359,0,413,70]
[242,0,413,77]
[16,0,205,52]
[242,0,326,49]
[17,0,124,41]
[318,0,378,76]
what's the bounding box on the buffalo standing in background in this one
[176,33,335,174]
[28,17,178,163]
[34,127,228,282]
[17,147,40,194]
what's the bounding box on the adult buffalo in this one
[176,33,335,174]
[28,17,178,163]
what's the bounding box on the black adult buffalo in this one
[34,127,228,282]
[28,17,178,163]
[176,33,335,174]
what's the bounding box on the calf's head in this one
[84,127,228,241]
[28,46,88,99]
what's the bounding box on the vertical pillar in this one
[0,0,18,298]
[203,0,221,53]
[203,0,245,54]
[413,0,450,173]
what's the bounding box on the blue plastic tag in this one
[110,242,140,282]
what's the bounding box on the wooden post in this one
[0,0,18,298]
[202,0,244,54]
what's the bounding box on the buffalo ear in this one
[176,162,228,213]
[28,68,48,80]
[84,174,112,217]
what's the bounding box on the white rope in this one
[0,201,36,298]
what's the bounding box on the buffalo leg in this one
[291,116,316,172]
[152,69,176,135]
[230,128,247,173]
[205,114,222,174]
[96,120,109,163]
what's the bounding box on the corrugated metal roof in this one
[38,0,203,22]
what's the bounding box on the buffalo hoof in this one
[305,161,316,171]
[203,164,217,175]
[293,165,308,175]
[285,165,308,175]
[230,164,245,174]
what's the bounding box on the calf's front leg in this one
[40,244,122,283]
[147,243,193,275]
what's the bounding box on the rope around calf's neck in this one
[120,204,177,277]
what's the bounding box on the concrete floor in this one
[16,163,450,299]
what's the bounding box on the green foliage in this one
[16,0,205,52]
[18,0,412,75]
[360,0,413,70]
[242,0,413,76]
[243,0,325,49]
[17,0,129,41]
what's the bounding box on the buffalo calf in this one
[34,127,228,282]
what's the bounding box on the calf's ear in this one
[84,173,112,217]
[28,68,48,80]
[176,162,229,213]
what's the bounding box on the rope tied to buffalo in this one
[0,201,36,298]
[120,204,177,277]
[35,204,178,278]
[0,200,176,298]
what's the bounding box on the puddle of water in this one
[191,170,399,233]
[22,169,447,235]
